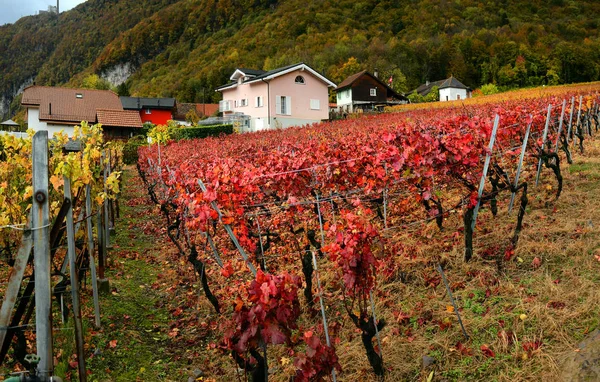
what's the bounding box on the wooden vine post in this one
[197,179,257,275]
[470,114,500,232]
[64,176,87,382]
[32,130,53,378]
[86,184,101,327]
[535,105,552,187]
[508,119,532,214]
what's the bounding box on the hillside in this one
[2,0,600,119]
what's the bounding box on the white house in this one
[412,76,472,102]
[216,63,336,132]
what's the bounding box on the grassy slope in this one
[83,167,191,382]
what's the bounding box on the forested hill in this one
[2,0,600,119]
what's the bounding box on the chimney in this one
[374,68,379,78]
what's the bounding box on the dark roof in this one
[0,119,19,126]
[439,77,469,90]
[412,77,470,96]
[217,63,336,90]
[336,70,408,101]
[246,63,306,82]
[22,86,122,123]
[120,96,176,110]
[336,70,369,90]
[237,68,266,76]
[215,81,237,91]
[412,79,446,97]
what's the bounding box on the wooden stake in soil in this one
[86,185,101,328]
[508,119,532,214]
[0,219,32,352]
[436,264,469,340]
[32,130,53,378]
[315,192,326,248]
[535,105,552,187]
[311,251,337,382]
[471,114,500,232]
[197,179,257,276]
[64,176,87,382]
[566,96,575,143]
[554,99,567,153]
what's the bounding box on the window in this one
[276,95,292,115]
[370,88,377,96]
[310,99,320,110]
[457,94,461,100]
[255,96,263,107]
[145,108,151,114]
[295,75,305,84]
[76,93,83,99]
[219,100,232,112]
[240,98,248,107]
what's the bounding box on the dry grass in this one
[329,139,600,381]
[177,139,600,381]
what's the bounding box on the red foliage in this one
[324,210,380,298]
[222,271,302,353]
[294,330,341,381]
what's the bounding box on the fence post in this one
[508,120,532,214]
[197,179,257,276]
[0,218,33,352]
[535,105,552,187]
[554,99,567,153]
[86,185,101,328]
[566,96,575,143]
[312,251,337,382]
[471,114,500,232]
[574,96,583,149]
[103,152,110,250]
[64,177,87,381]
[32,131,53,378]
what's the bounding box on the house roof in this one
[96,109,143,128]
[412,76,470,96]
[336,70,408,101]
[120,96,176,110]
[217,63,337,91]
[22,86,122,124]
[336,70,369,90]
[0,119,19,126]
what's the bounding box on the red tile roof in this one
[96,109,143,128]
[21,86,122,124]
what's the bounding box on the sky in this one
[0,0,87,26]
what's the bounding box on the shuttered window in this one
[310,99,320,110]
[276,96,292,115]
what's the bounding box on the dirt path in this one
[85,166,190,382]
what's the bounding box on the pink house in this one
[216,63,336,131]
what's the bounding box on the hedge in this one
[168,124,233,140]
[123,135,148,165]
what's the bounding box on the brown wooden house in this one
[335,71,408,113]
